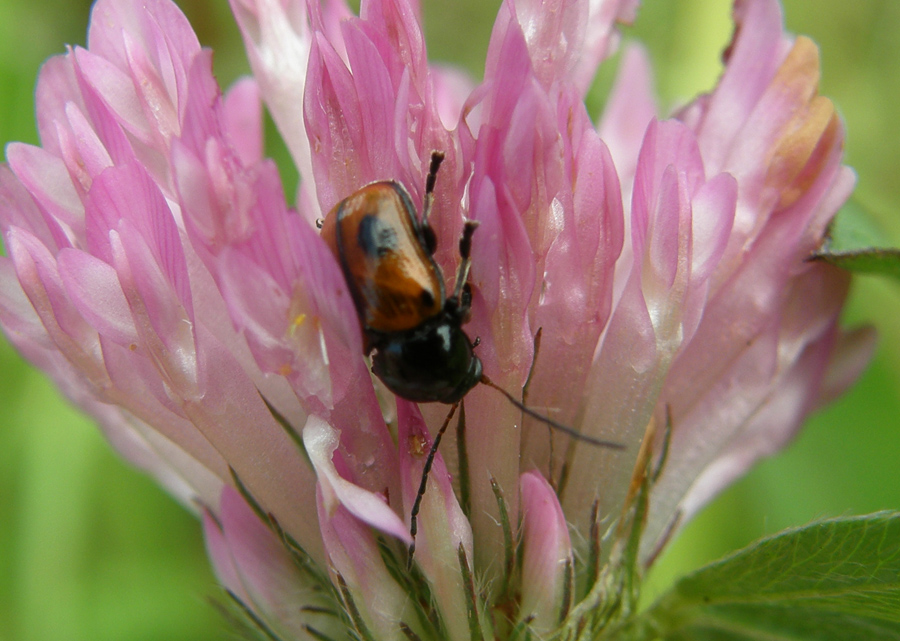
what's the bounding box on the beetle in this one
[319,152,624,559]
[319,153,482,405]
[319,151,625,445]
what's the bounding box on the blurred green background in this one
[0,0,898,639]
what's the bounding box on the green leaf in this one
[813,201,900,279]
[814,248,900,280]
[635,512,900,641]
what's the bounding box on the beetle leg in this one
[408,401,459,567]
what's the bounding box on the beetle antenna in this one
[480,375,625,450]
[408,401,459,567]
[452,220,479,302]
[421,151,445,228]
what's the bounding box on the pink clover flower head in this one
[0,0,874,637]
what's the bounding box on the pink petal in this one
[513,0,589,89]
[304,415,411,544]
[98,337,232,484]
[109,223,199,396]
[652,319,843,558]
[317,491,424,639]
[342,20,400,176]
[689,172,738,283]
[0,165,70,253]
[186,325,325,561]
[212,486,331,638]
[359,0,427,77]
[646,263,851,557]
[464,176,533,578]
[522,99,624,471]
[598,44,657,195]
[467,20,537,374]
[94,405,225,510]
[203,507,246,601]
[817,325,877,406]
[177,51,225,159]
[223,77,264,166]
[61,102,117,188]
[86,164,191,312]
[304,34,366,212]
[519,471,573,633]
[6,143,84,237]
[57,248,137,347]
[87,0,201,76]
[229,0,318,202]
[662,181,848,428]
[396,401,473,639]
[34,54,83,157]
[432,65,476,130]
[0,256,51,348]
[694,0,788,172]
[74,47,155,145]
[561,269,655,531]
[121,29,180,140]
[569,0,639,93]
[6,227,106,381]
[642,164,690,296]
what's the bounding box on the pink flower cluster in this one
[0,0,873,637]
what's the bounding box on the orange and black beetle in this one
[319,152,623,557]
[320,153,482,404]
[320,152,624,451]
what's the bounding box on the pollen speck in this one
[293,313,307,327]
[408,433,428,457]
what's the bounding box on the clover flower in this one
[0,0,874,638]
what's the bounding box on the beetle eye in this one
[420,290,435,308]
